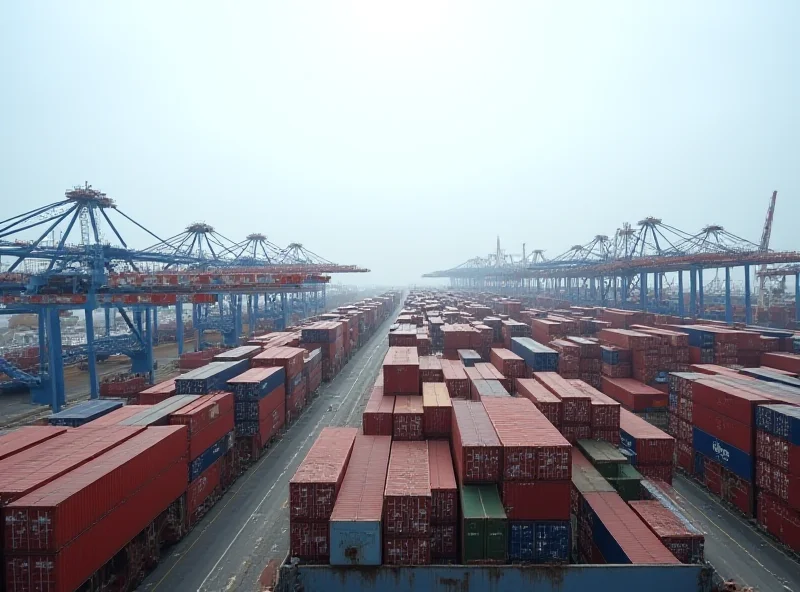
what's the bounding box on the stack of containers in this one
[568,380,621,445]
[253,346,308,424]
[442,324,482,360]
[469,378,511,401]
[289,427,357,562]
[600,377,669,430]
[389,324,417,347]
[598,329,662,386]
[226,367,286,464]
[0,427,68,461]
[48,400,123,427]
[489,348,526,394]
[300,321,345,381]
[416,326,431,356]
[472,362,511,393]
[422,383,452,439]
[500,320,530,349]
[629,501,705,564]
[755,403,800,552]
[428,440,458,562]
[458,349,482,367]
[550,339,581,379]
[511,337,559,374]
[534,373,591,443]
[175,361,249,395]
[630,326,691,380]
[138,378,177,405]
[531,319,565,345]
[600,345,632,379]
[667,372,707,473]
[761,352,800,375]
[482,397,571,564]
[570,449,615,562]
[460,484,508,564]
[169,393,235,522]
[212,345,262,363]
[329,435,392,566]
[441,359,469,398]
[691,378,770,516]
[483,316,503,346]
[363,373,395,436]
[304,348,323,396]
[429,316,444,351]
[516,378,562,429]
[383,440,432,565]
[619,408,675,484]
[451,401,501,485]
[383,347,420,395]
[419,355,444,389]
[393,396,424,441]
[2,426,189,592]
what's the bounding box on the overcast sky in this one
[2,1,798,286]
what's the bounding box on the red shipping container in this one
[0,427,145,507]
[286,377,308,424]
[482,397,571,481]
[252,345,306,378]
[5,457,187,592]
[0,427,68,462]
[451,401,501,484]
[535,373,591,424]
[393,396,424,441]
[690,379,770,426]
[489,348,526,386]
[362,381,395,437]
[619,409,674,465]
[441,359,469,398]
[601,377,668,411]
[501,480,570,520]
[170,393,235,461]
[138,378,177,405]
[290,521,329,561]
[383,347,420,395]
[187,457,222,519]
[384,537,431,565]
[561,424,592,444]
[428,441,457,524]
[569,380,620,429]
[629,500,703,564]
[289,427,357,521]
[592,428,621,446]
[384,441,431,537]
[516,378,562,427]
[419,355,444,386]
[761,352,800,375]
[692,402,753,453]
[637,465,674,484]
[430,524,457,559]
[422,383,452,439]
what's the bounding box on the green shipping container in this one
[608,463,643,502]
[577,439,627,479]
[460,485,508,563]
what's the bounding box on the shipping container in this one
[692,427,753,481]
[363,380,395,437]
[119,395,200,427]
[508,520,570,564]
[431,523,457,561]
[226,367,285,400]
[212,345,262,362]
[451,401,501,484]
[460,485,508,564]
[80,405,151,427]
[441,359,469,399]
[428,440,457,524]
[175,360,249,395]
[419,356,444,386]
[253,346,306,379]
[329,435,392,566]
[458,349,482,367]
[383,347,420,395]
[138,378,177,405]
[48,400,123,427]
[170,393,235,461]
[619,409,675,466]
[189,431,234,482]
[393,395,424,441]
[482,397,571,481]
[756,403,800,445]
[470,379,511,401]
[501,481,570,521]
[601,377,668,411]
[629,501,704,564]
[0,427,67,462]
[422,383,452,439]
[290,521,330,562]
[384,440,431,540]
[290,427,357,521]
[691,379,771,426]
[516,379,562,427]
[607,463,643,502]
[692,402,753,453]
[534,373,591,425]
[511,337,559,372]
[383,537,431,566]
[576,439,627,479]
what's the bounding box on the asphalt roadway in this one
[139,312,394,592]
[673,475,800,592]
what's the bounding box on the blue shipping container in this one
[692,427,753,482]
[457,349,482,367]
[509,521,570,563]
[228,367,285,401]
[618,430,637,465]
[739,367,800,389]
[330,520,382,566]
[176,360,249,395]
[190,430,234,482]
[511,338,559,372]
[601,347,619,365]
[583,497,630,564]
[668,392,678,414]
[49,399,123,427]
[756,404,800,445]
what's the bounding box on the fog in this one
[2,1,798,286]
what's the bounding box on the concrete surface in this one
[673,475,800,592]
[138,311,395,592]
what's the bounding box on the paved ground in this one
[138,312,395,592]
[672,475,800,591]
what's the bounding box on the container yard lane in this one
[672,475,800,592]
[139,311,395,592]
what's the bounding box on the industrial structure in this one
[0,183,367,411]
[424,191,800,327]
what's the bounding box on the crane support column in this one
[690,269,697,316]
[698,269,705,318]
[744,265,752,325]
[640,271,647,311]
[153,310,159,344]
[678,271,684,317]
[104,308,111,337]
[38,312,47,374]
[796,274,800,327]
[725,267,733,324]
[85,307,98,399]
[46,308,65,412]
[176,302,184,356]
[146,306,154,384]
[247,295,254,338]
[653,273,658,304]
[281,292,288,330]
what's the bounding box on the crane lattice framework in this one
[0,184,367,411]
[424,192,800,326]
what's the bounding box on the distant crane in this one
[758,191,778,307]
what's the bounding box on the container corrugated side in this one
[427,441,457,524]
[0,427,68,462]
[422,383,452,439]
[451,401,501,484]
[384,440,431,538]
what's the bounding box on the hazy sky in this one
[2,2,798,286]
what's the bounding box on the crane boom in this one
[758,190,778,307]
